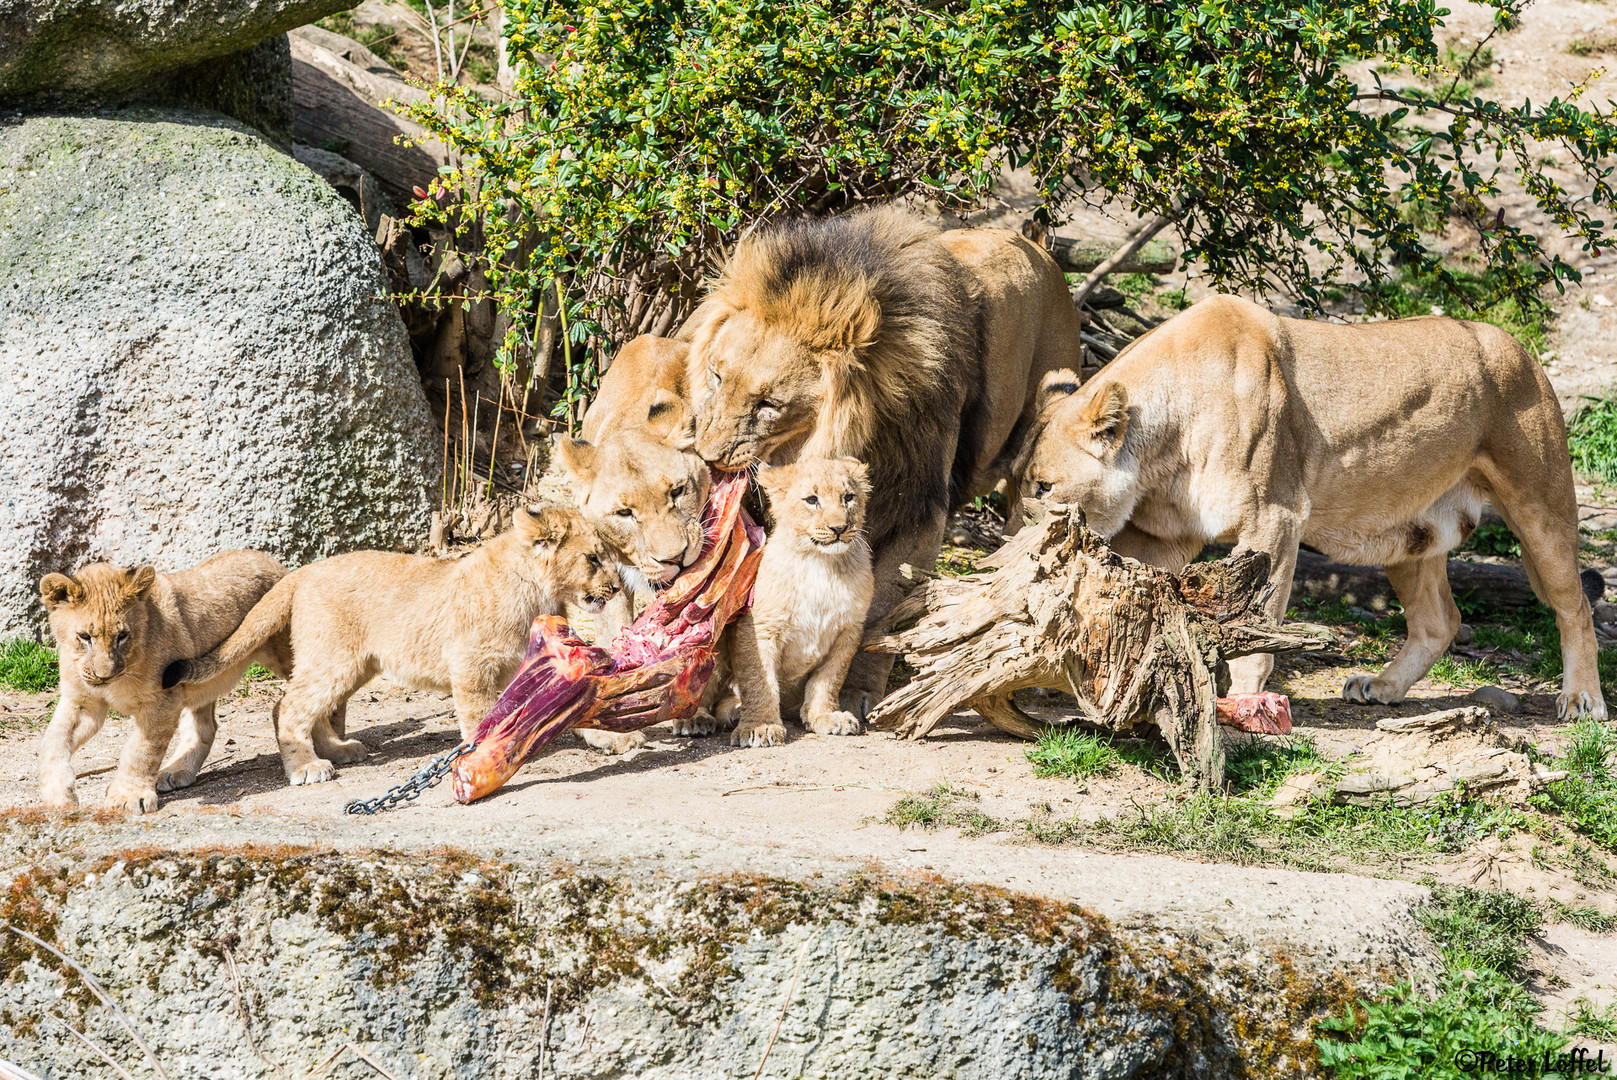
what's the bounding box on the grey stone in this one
[0,830,1429,1079]
[0,109,439,640]
[1466,685,1522,714]
[0,0,350,99]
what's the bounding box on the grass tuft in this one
[882,783,1003,837]
[0,639,58,694]
[1569,391,1617,485]
[1025,727,1121,780]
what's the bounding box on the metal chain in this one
[342,742,475,815]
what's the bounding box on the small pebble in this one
[1465,685,1520,714]
[1452,623,1474,646]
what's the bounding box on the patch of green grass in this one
[933,547,979,577]
[882,783,1003,837]
[1568,391,1617,484]
[1569,34,1617,58]
[1563,997,1617,1040]
[1428,654,1500,688]
[0,639,58,693]
[1112,272,1158,306]
[1318,882,1566,1078]
[1530,717,1617,852]
[1545,901,1617,934]
[237,662,279,697]
[1025,727,1122,780]
[1223,734,1333,797]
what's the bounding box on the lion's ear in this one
[1036,369,1082,415]
[1080,382,1129,457]
[646,390,695,450]
[552,435,597,484]
[39,572,83,610]
[519,505,571,551]
[755,462,792,497]
[122,565,157,602]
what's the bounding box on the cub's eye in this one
[615,507,635,518]
[116,630,130,644]
[843,493,856,505]
[77,632,91,644]
[708,366,721,387]
[668,483,686,501]
[586,554,602,570]
[804,494,820,507]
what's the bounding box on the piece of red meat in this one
[1215,691,1293,735]
[451,472,764,803]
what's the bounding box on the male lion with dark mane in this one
[681,204,1081,711]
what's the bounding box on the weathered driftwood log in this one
[863,507,1334,791]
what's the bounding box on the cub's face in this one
[688,310,823,471]
[514,506,622,612]
[1020,373,1138,538]
[554,430,711,587]
[39,564,157,686]
[759,457,871,554]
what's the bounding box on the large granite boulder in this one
[0,0,349,99]
[0,109,440,639]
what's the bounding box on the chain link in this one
[342,742,476,815]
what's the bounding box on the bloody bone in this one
[451,472,764,803]
[1216,692,1294,735]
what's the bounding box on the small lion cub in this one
[727,458,875,747]
[170,506,622,786]
[38,551,292,813]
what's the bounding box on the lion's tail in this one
[162,575,297,690]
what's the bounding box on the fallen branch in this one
[1048,235,1178,276]
[1070,214,1176,311]
[863,506,1333,791]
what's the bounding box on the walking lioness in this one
[1020,294,1605,721]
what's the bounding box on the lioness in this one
[168,506,622,785]
[724,457,875,747]
[37,551,292,813]
[552,427,711,751]
[681,204,1081,712]
[1020,294,1605,721]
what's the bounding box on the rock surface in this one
[0,0,351,100]
[0,816,1434,1079]
[0,110,439,639]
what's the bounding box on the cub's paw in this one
[319,738,369,766]
[104,783,160,814]
[578,729,646,756]
[805,710,863,737]
[286,759,338,785]
[37,783,79,811]
[1342,675,1407,706]
[156,766,198,793]
[1558,688,1608,722]
[730,721,788,748]
[838,688,872,722]
[671,709,720,737]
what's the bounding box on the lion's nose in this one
[830,524,848,538]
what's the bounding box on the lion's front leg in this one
[843,510,947,718]
[38,693,107,809]
[1225,513,1301,695]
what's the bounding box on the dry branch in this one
[863,507,1333,791]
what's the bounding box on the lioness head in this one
[39,563,158,685]
[758,457,871,555]
[1019,370,1139,537]
[553,429,710,588]
[514,505,623,612]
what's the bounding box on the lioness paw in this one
[578,729,645,755]
[321,738,369,765]
[156,767,198,793]
[805,710,863,736]
[1558,689,1608,723]
[37,783,79,811]
[730,721,787,748]
[671,709,720,737]
[286,759,337,785]
[1342,675,1404,706]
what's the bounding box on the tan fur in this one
[581,335,694,447]
[681,204,1080,713]
[37,551,291,813]
[1021,294,1605,721]
[552,425,712,754]
[172,507,621,785]
[724,459,875,748]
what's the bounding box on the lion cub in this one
[170,506,621,786]
[726,458,875,748]
[38,551,292,813]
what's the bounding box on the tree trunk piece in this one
[864,507,1333,791]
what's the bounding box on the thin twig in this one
[6,925,170,1080]
[0,1056,47,1080]
[537,980,553,1080]
[223,946,283,1076]
[302,1043,345,1080]
[421,0,445,81]
[41,1013,136,1080]
[753,934,813,1080]
[1071,214,1176,311]
[346,1045,404,1080]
